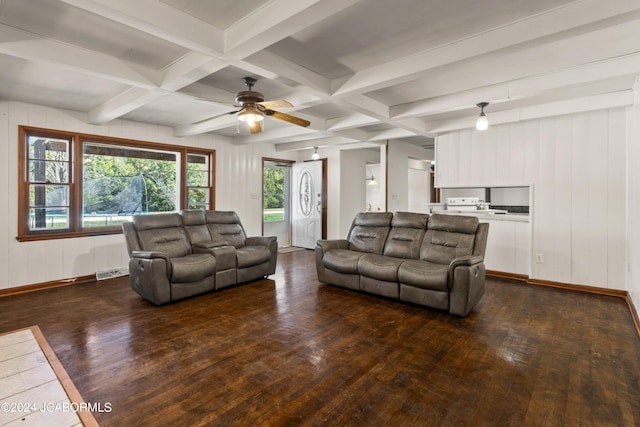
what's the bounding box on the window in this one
[187,153,212,210]
[263,164,288,222]
[18,126,215,241]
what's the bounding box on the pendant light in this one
[366,167,377,185]
[311,146,320,160]
[476,102,489,131]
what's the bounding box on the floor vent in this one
[96,268,129,281]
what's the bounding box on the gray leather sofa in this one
[122,210,277,305]
[315,212,489,317]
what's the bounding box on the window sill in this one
[16,228,123,242]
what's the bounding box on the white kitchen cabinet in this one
[435,133,459,187]
[481,218,530,276]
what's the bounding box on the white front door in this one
[291,161,323,249]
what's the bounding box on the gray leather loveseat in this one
[122,210,277,305]
[315,212,488,317]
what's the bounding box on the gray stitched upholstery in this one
[346,212,393,254]
[420,214,478,264]
[181,209,212,245]
[123,210,277,305]
[205,211,247,248]
[133,213,192,258]
[315,211,489,317]
[382,212,428,259]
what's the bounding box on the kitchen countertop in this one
[433,210,530,222]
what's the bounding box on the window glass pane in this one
[187,154,209,187]
[29,208,69,230]
[263,166,285,222]
[188,188,209,210]
[28,137,69,161]
[187,152,211,210]
[29,184,69,207]
[187,170,208,187]
[29,160,69,183]
[82,143,179,228]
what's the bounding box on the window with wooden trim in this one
[18,126,215,241]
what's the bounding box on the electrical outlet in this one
[535,253,544,264]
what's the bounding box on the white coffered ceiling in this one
[0,0,639,150]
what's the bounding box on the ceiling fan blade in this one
[191,109,240,125]
[263,109,310,127]
[258,99,293,109]
[249,121,262,134]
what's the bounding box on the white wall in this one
[491,187,530,206]
[0,101,297,290]
[627,79,640,314]
[387,139,433,212]
[338,148,381,238]
[436,108,627,291]
[407,168,429,213]
[365,164,385,213]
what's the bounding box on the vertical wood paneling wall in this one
[0,101,298,290]
[627,82,640,313]
[436,108,628,290]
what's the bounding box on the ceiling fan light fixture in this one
[237,105,264,126]
[476,102,489,131]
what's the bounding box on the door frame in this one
[262,156,328,241]
[261,157,294,240]
[306,157,328,240]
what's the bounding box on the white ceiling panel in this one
[0,54,128,111]
[0,0,638,147]
[160,0,268,29]
[0,0,188,69]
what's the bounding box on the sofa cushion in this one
[398,260,449,292]
[133,212,182,230]
[323,249,366,274]
[205,211,247,248]
[180,210,213,245]
[392,211,428,229]
[133,213,192,258]
[358,253,404,282]
[170,253,217,283]
[236,245,271,268]
[420,214,479,264]
[347,212,393,254]
[382,212,428,259]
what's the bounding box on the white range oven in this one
[445,197,507,214]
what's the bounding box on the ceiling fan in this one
[198,77,310,134]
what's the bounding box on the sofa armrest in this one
[447,255,486,317]
[315,239,350,283]
[316,239,349,253]
[132,250,172,277]
[246,236,278,275]
[447,255,483,288]
[449,254,483,270]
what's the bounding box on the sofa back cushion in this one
[347,212,393,254]
[133,213,192,258]
[420,214,479,264]
[205,211,247,248]
[180,209,212,244]
[382,212,428,259]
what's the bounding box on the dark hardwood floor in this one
[1,249,639,426]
